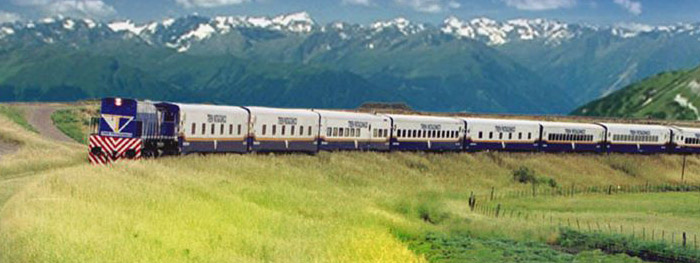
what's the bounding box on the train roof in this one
[672,126,700,133]
[597,123,671,131]
[167,103,248,113]
[385,114,464,124]
[461,118,540,126]
[244,106,319,117]
[539,121,605,130]
[314,110,389,121]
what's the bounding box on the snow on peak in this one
[0,27,14,36]
[611,23,654,38]
[63,19,75,30]
[181,23,215,41]
[162,18,175,28]
[441,16,577,46]
[371,17,424,35]
[83,19,96,29]
[108,20,146,35]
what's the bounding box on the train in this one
[88,97,700,164]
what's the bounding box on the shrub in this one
[513,166,537,184]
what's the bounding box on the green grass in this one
[405,232,642,263]
[3,151,700,262]
[4,109,700,262]
[0,105,37,133]
[51,109,89,144]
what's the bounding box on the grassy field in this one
[2,107,700,262]
[50,107,96,144]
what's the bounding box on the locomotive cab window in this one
[238,125,242,135]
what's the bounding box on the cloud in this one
[394,0,461,13]
[0,11,21,23]
[503,0,576,10]
[176,0,249,8]
[342,0,373,6]
[613,0,641,15]
[13,0,116,18]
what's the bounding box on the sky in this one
[0,0,698,26]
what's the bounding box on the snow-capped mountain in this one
[4,12,700,114]
[3,12,700,51]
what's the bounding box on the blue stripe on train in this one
[605,143,668,154]
[181,140,248,154]
[251,140,317,153]
[319,140,390,151]
[675,146,700,154]
[390,139,462,151]
[464,140,539,152]
[540,142,604,153]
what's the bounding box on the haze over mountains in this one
[2,12,700,114]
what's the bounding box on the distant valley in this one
[2,12,700,114]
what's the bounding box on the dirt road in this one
[20,104,76,143]
[0,142,18,160]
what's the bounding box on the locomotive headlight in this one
[115,98,122,106]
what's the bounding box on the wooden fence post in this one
[490,187,494,201]
[683,232,687,249]
[496,204,501,218]
[608,185,612,195]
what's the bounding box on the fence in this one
[473,182,700,202]
[470,201,700,260]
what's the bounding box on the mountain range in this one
[2,12,700,113]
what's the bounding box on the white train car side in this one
[540,122,606,152]
[463,118,540,151]
[314,110,391,151]
[598,123,672,154]
[244,106,319,153]
[172,103,250,154]
[387,114,464,151]
[671,126,700,154]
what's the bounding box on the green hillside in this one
[572,66,700,120]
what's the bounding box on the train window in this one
[373,129,378,137]
[191,123,196,135]
[508,133,512,140]
[528,133,532,140]
[350,128,355,137]
[499,133,503,140]
[229,124,233,135]
[356,128,361,137]
[346,128,351,137]
[238,125,242,135]
[478,131,483,139]
[293,126,298,136]
[220,124,224,135]
[299,126,304,136]
[412,130,417,138]
[211,124,215,135]
[201,123,206,135]
[333,127,338,137]
[262,125,267,135]
[327,127,332,137]
[339,128,344,137]
[442,131,446,138]
[283,126,288,136]
[518,132,522,140]
[308,126,312,136]
[272,125,277,135]
[489,132,493,139]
